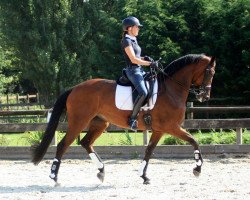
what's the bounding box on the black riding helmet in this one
[122,16,143,31]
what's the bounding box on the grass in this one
[162,130,250,145]
[0,131,150,146]
[0,129,250,146]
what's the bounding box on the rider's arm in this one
[124,46,151,66]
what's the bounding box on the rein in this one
[157,63,199,95]
[156,58,215,96]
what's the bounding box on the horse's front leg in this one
[171,127,203,176]
[139,131,163,184]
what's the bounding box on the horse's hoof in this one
[193,168,201,177]
[49,174,58,183]
[97,172,105,182]
[141,176,150,184]
[54,182,61,187]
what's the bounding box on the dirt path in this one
[0,154,250,200]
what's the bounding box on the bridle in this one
[156,57,215,101]
[194,57,215,101]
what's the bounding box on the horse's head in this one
[192,56,216,102]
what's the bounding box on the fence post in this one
[27,94,30,110]
[187,102,193,119]
[143,130,149,146]
[36,93,39,104]
[6,94,10,110]
[236,128,242,145]
[16,94,19,104]
[16,94,19,110]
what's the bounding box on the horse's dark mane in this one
[164,54,204,76]
[158,54,204,85]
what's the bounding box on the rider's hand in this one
[150,61,158,70]
[144,56,154,62]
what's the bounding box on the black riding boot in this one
[128,95,146,130]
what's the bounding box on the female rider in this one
[121,16,157,130]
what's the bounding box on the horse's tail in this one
[31,89,72,165]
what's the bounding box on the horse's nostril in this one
[204,95,210,101]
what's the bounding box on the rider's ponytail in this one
[121,31,127,43]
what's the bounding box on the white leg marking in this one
[194,150,202,167]
[194,150,200,159]
[138,160,147,176]
[196,160,202,166]
[49,173,56,179]
[89,153,104,169]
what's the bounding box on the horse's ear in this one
[209,56,216,65]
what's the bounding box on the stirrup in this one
[128,118,138,130]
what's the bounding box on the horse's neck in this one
[164,65,194,106]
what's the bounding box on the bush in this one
[243,130,250,144]
[162,130,239,145]
[0,135,10,146]
[21,131,44,145]
[119,131,133,145]
[197,133,218,144]
[218,132,236,144]
[163,135,187,145]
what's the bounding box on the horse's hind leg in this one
[80,116,109,182]
[49,114,94,183]
[171,127,203,177]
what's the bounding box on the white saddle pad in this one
[115,79,158,111]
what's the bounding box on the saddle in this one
[116,68,156,106]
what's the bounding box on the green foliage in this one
[162,130,238,145]
[0,0,122,105]
[0,135,10,146]
[0,0,249,104]
[243,135,250,144]
[0,41,18,94]
[201,0,250,103]
[119,131,133,145]
[196,132,219,144]
[1,130,250,146]
[163,135,187,145]
[22,131,45,145]
[243,129,250,144]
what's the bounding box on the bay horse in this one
[31,54,216,184]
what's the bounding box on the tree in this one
[0,31,20,94]
[0,0,249,105]
[0,0,124,105]
[202,0,250,103]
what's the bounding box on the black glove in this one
[144,56,154,62]
[150,61,158,70]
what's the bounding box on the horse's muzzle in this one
[196,92,210,102]
[203,95,210,101]
[196,84,211,102]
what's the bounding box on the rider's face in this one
[128,25,140,37]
